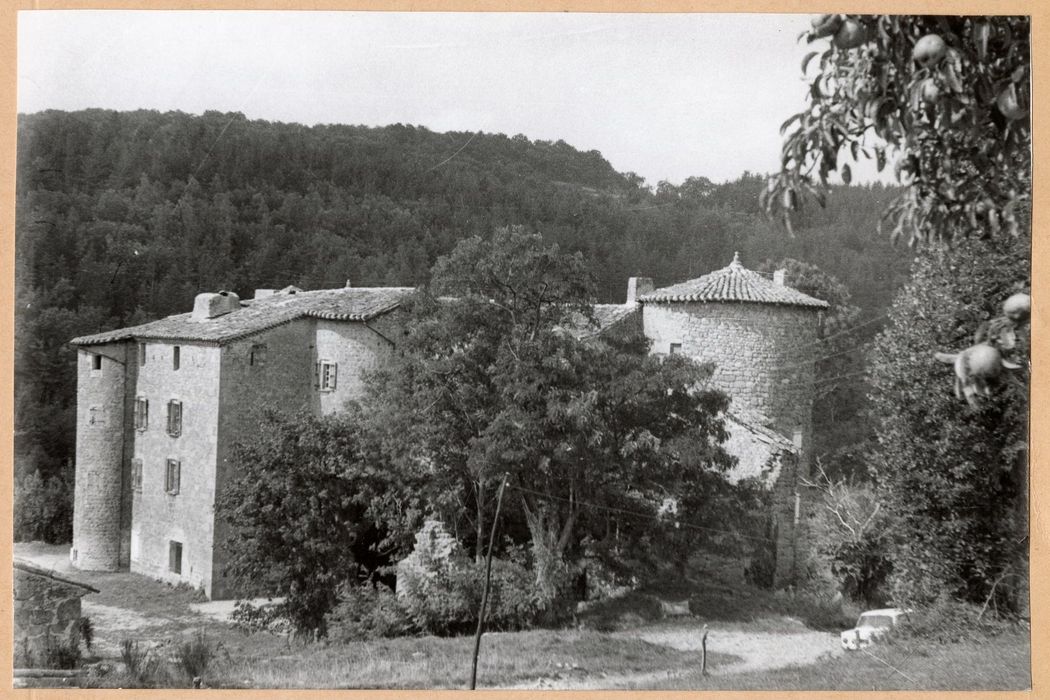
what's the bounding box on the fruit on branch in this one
[935,343,1022,409]
[833,19,867,50]
[920,78,941,105]
[1002,292,1031,322]
[913,34,948,67]
[811,14,843,39]
[996,84,1028,120]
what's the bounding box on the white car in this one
[840,608,909,650]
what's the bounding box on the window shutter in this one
[133,400,141,428]
[314,361,320,389]
[174,461,181,494]
[144,399,149,429]
[168,400,182,437]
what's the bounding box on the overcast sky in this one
[18,11,885,186]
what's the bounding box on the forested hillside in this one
[14,109,912,540]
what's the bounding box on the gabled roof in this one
[562,304,640,340]
[71,287,415,347]
[639,253,829,309]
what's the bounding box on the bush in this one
[176,630,221,683]
[14,469,74,543]
[395,520,546,636]
[325,582,413,642]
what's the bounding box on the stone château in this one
[70,254,827,599]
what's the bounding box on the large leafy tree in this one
[216,408,422,634]
[765,15,1030,245]
[368,227,736,602]
[868,234,1028,610]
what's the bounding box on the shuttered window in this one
[167,400,182,437]
[134,397,149,431]
[165,459,181,495]
[317,360,338,391]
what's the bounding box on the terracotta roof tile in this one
[71,287,414,346]
[639,253,829,309]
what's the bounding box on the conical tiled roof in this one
[639,253,829,309]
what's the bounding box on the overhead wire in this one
[505,482,775,543]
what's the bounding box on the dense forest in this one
[14,109,913,541]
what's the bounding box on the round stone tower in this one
[638,253,828,472]
[71,344,128,571]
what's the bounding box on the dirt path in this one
[509,622,843,689]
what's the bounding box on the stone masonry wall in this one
[642,301,820,472]
[212,320,315,599]
[73,344,128,571]
[128,340,222,594]
[13,567,91,665]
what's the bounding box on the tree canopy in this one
[367,228,738,606]
[765,15,1030,245]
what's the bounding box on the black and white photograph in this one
[11,9,1033,690]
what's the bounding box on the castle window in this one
[165,459,181,495]
[134,397,149,431]
[167,400,182,437]
[317,360,338,392]
[173,346,181,371]
[669,343,683,355]
[131,458,143,492]
[139,342,147,366]
[250,343,267,367]
[91,354,102,372]
[169,541,183,574]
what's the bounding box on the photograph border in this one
[0,1,1044,697]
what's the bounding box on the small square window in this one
[317,360,338,392]
[169,541,183,574]
[134,397,149,431]
[167,400,182,437]
[165,459,181,495]
[91,354,102,371]
[131,458,143,492]
[669,343,683,355]
[138,342,147,366]
[250,343,267,367]
[173,346,181,371]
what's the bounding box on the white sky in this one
[17,11,888,186]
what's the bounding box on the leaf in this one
[780,112,802,135]
[974,21,990,62]
[841,163,852,186]
[876,148,887,172]
[802,50,820,75]
[850,141,860,161]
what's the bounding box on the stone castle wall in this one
[72,344,128,571]
[642,301,820,471]
[128,340,222,594]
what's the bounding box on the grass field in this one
[635,631,1032,691]
[15,542,1031,690]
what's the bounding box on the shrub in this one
[176,630,222,683]
[395,520,546,635]
[14,469,74,543]
[325,582,413,642]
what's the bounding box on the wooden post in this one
[700,624,709,677]
[469,475,508,690]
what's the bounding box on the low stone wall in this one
[13,562,97,666]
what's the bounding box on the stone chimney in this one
[626,277,654,305]
[774,269,787,286]
[192,290,241,321]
